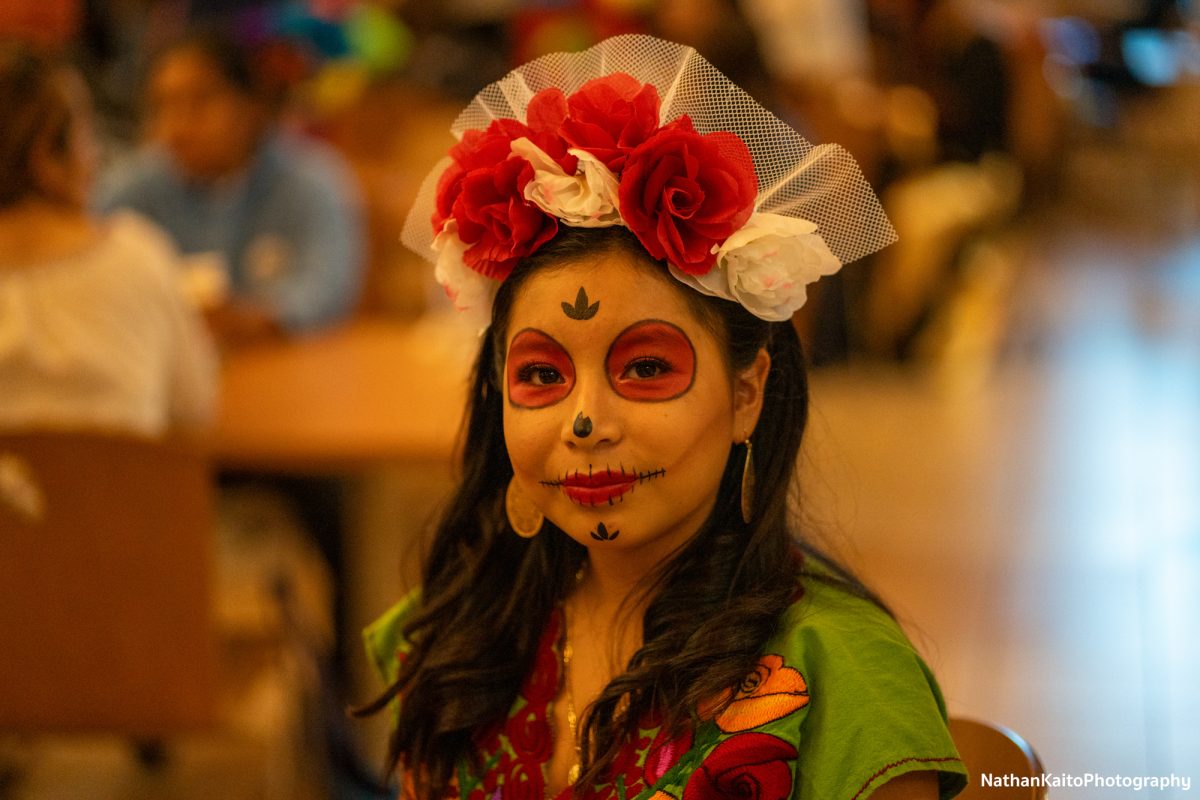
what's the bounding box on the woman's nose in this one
[562,375,620,449]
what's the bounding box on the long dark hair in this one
[360,225,884,798]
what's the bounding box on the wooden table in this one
[213,316,476,473]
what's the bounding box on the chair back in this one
[950,717,1047,799]
[0,430,218,736]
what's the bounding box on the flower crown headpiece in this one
[402,35,896,322]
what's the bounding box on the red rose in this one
[606,730,652,794]
[505,761,543,800]
[644,725,694,786]
[682,733,797,800]
[524,87,577,174]
[452,155,557,280]
[505,705,553,762]
[433,119,533,232]
[618,128,757,275]
[562,73,664,173]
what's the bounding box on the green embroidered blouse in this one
[365,570,967,800]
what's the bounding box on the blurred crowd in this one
[4,0,1199,390]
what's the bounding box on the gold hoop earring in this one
[740,435,756,525]
[506,478,545,538]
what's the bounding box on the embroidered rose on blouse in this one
[682,733,797,800]
[643,725,695,787]
[504,705,552,762]
[700,654,810,733]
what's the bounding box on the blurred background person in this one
[96,36,379,793]
[96,29,365,348]
[0,39,216,437]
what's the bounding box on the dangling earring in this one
[740,433,756,525]
[506,478,545,538]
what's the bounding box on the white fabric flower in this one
[511,138,622,228]
[431,220,496,313]
[669,212,843,321]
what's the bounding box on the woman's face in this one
[502,252,766,563]
[148,50,262,181]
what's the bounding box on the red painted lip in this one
[561,469,634,488]
[542,467,665,507]
[563,480,637,506]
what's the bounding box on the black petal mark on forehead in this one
[562,287,600,320]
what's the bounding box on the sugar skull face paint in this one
[506,329,576,409]
[502,251,766,565]
[606,320,696,402]
[562,287,600,320]
[572,412,593,438]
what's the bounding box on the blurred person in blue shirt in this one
[96,31,364,345]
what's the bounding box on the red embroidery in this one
[469,609,693,800]
[849,756,964,800]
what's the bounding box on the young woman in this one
[0,41,214,435]
[362,36,967,800]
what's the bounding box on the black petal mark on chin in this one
[562,287,600,320]
[590,522,620,541]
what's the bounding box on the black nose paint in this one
[573,412,593,438]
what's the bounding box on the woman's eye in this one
[519,365,564,385]
[624,359,670,380]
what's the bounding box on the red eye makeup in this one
[606,320,696,402]
[506,329,576,408]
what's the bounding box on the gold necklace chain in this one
[561,561,588,787]
[562,638,582,785]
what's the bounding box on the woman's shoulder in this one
[774,562,915,661]
[363,587,423,686]
[742,559,967,800]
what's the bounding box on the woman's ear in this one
[732,347,771,440]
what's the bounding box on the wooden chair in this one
[0,430,218,737]
[950,717,1048,799]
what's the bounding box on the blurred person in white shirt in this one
[0,41,216,437]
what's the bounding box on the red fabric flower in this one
[431,91,578,279]
[433,119,532,233]
[452,155,558,280]
[561,73,664,173]
[682,733,797,800]
[618,127,757,275]
[523,87,578,174]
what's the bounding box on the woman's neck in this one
[0,199,97,269]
